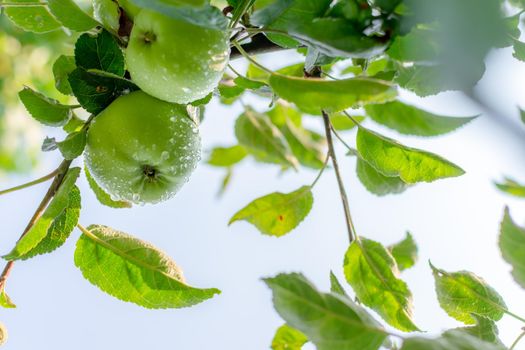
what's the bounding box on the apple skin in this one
[85,91,201,204]
[125,9,230,104]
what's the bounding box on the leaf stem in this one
[231,40,274,74]
[510,328,525,350]
[322,110,357,242]
[0,159,72,291]
[0,169,59,196]
[311,151,330,188]
[505,310,525,324]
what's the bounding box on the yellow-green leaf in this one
[271,324,308,350]
[499,207,525,288]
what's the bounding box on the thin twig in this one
[311,151,330,188]
[322,110,357,242]
[0,169,59,196]
[510,328,525,350]
[0,2,47,7]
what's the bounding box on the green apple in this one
[85,91,201,204]
[125,9,230,104]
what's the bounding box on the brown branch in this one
[0,159,72,290]
[322,110,357,243]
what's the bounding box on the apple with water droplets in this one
[125,9,230,104]
[85,91,201,204]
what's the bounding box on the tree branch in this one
[322,110,357,243]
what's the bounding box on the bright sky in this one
[2,47,525,349]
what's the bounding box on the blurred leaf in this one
[494,177,525,198]
[4,0,62,33]
[401,331,506,350]
[47,0,99,32]
[344,237,419,332]
[356,127,465,184]
[85,167,132,209]
[93,0,121,32]
[270,74,397,115]
[208,145,248,167]
[499,207,525,289]
[264,273,387,350]
[75,224,220,308]
[235,107,298,168]
[3,168,80,261]
[431,263,507,324]
[217,167,233,197]
[128,0,228,29]
[19,186,81,260]
[365,101,477,137]
[63,115,85,133]
[233,75,268,90]
[388,232,418,271]
[271,324,308,350]
[329,271,348,297]
[330,114,364,131]
[445,315,504,346]
[75,30,125,76]
[356,156,409,196]
[68,68,138,114]
[18,86,73,127]
[513,40,525,62]
[52,55,76,96]
[57,130,87,160]
[0,287,16,309]
[42,137,58,152]
[387,27,440,63]
[229,186,313,237]
[495,12,522,49]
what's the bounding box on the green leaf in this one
[68,68,139,114]
[271,324,308,350]
[388,232,418,271]
[269,74,397,115]
[128,0,228,30]
[75,224,220,308]
[401,331,506,350]
[513,40,525,62]
[19,186,81,260]
[52,55,76,96]
[207,145,248,167]
[264,273,387,350]
[3,168,81,261]
[47,0,99,32]
[93,0,121,32]
[365,101,477,137]
[356,127,465,184]
[75,30,125,76]
[521,108,525,124]
[344,237,419,332]
[0,287,16,309]
[356,157,409,196]
[57,130,87,160]
[431,263,507,324]
[234,108,298,168]
[445,315,504,346]
[387,27,440,63]
[329,271,348,297]
[494,177,525,198]
[229,186,313,237]
[85,167,132,209]
[18,86,73,127]
[330,114,364,131]
[63,115,85,134]
[4,0,62,33]
[499,207,525,288]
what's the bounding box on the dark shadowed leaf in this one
[75,30,125,76]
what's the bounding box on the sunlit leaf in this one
[365,101,477,137]
[431,263,507,324]
[85,167,132,209]
[388,232,418,271]
[229,186,313,237]
[264,273,387,350]
[445,315,504,346]
[356,127,465,184]
[355,156,409,196]
[18,86,73,127]
[57,130,87,160]
[344,237,419,332]
[499,207,525,288]
[330,114,364,131]
[494,177,525,198]
[4,0,62,33]
[207,145,248,167]
[3,168,81,261]
[271,324,308,350]
[270,74,397,115]
[329,271,348,297]
[47,0,99,32]
[52,55,76,96]
[401,331,506,350]
[0,287,16,309]
[75,224,220,308]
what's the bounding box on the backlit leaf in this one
[229,186,313,237]
[270,74,397,115]
[356,157,409,196]
[445,315,503,345]
[494,177,525,198]
[264,273,387,350]
[356,127,465,184]
[207,145,248,167]
[0,287,16,309]
[365,101,476,137]
[329,271,348,297]
[18,86,72,127]
[344,237,419,332]
[4,0,62,33]
[271,324,308,350]
[401,331,506,350]
[75,224,220,308]
[499,207,525,288]
[388,232,418,271]
[47,0,99,32]
[431,263,507,324]
[85,167,132,209]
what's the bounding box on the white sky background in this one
[2,46,525,349]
